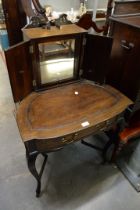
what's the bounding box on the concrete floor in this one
[0,49,140,210]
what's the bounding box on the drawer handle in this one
[121,40,134,50]
[62,137,67,143]
[62,137,73,144]
[73,133,79,140]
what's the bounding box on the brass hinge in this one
[83,37,87,46]
[29,45,34,54]
[79,69,83,77]
[32,80,37,87]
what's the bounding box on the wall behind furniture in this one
[40,0,108,11]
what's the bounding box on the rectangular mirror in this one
[38,39,75,85]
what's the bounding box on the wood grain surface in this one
[22,24,87,40]
[16,80,132,143]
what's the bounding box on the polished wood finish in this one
[82,34,113,84]
[2,0,27,45]
[16,80,132,146]
[4,41,33,102]
[113,0,140,16]
[22,24,86,90]
[107,16,140,101]
[110,15,140,28]
[22,24,87,40]
[4,19,133,196]
[5,24,86,101]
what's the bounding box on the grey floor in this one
[0,48,140,210]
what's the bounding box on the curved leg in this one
[104,117,125,163]
[26,151,48,197]
[102,138,114,163]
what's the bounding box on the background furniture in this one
[107,0,140,102]
[113,0,140,17]
[107,15,140,101]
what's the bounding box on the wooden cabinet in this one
[5,24,113,102]
[113,0,140,16]
[107,16,140,101]
[4,23,133,197]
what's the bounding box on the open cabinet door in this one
[5,41,33,102]
[82,34,113,84]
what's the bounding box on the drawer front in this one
[35,117,117,152]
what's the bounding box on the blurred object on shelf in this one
[0,23,6,29]
[45,5,53,17]
[0,29,9,50]
[79,0,87,17]
[0,3,5,24]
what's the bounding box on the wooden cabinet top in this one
[22,24,87,40]
[113,0,140,16]
[110,15,140,29]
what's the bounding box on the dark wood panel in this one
[2,0,27,45]
[113,0,140,16]
[107,17,140,101]
[82,34,113,84]
[5,41,33,102]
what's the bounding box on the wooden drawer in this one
[35,116,117,152]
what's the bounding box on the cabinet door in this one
[5,41,33,102]
[82,34,113,84]
[107,20,140,101]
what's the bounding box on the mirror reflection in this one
[39,39,75,84]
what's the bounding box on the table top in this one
[110,16,140,29]
[16,80,132,142]
[22,24,87,40]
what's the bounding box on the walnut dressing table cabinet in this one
[4,24,132,197]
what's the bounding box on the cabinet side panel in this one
[5,42,33,102]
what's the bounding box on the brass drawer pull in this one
[121,40,134,50]
[61,137,73,144]
[74,133,79,140]
[106,120,111,125]
[62,137,67,143]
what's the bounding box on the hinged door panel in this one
[82,34,113,84]
[5,41,33,102]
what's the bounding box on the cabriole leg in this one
[26,151,48,197]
